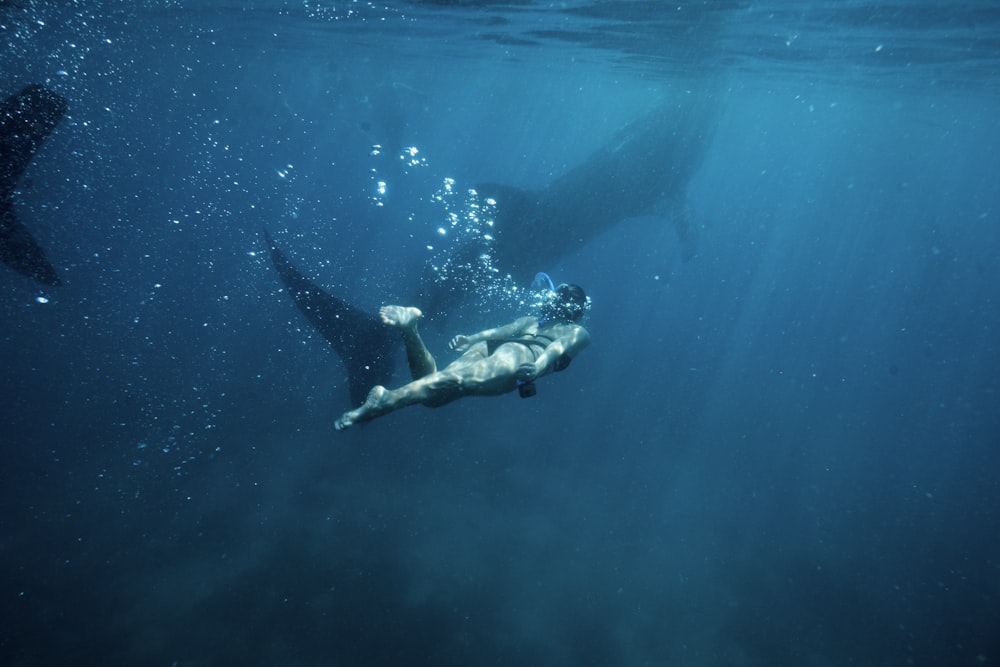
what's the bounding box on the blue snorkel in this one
[532,271,556,293]
[532,272,557,326]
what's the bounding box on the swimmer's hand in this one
[449,335,471,353]
[516,363,539,382]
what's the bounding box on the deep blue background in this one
[2,2,998,666]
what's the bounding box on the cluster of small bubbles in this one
[172,453,199,476]
[371,177,388,207]
[368,144,390,207]
[399,146,428,171]
[302,1,407,23]
[121,381,226,478]
[369,144,429,207]
[425,179,531,314]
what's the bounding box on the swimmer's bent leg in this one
[379,306,436,379]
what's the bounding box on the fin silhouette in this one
[263,229,397,407]
[1,84,68,286]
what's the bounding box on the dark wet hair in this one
[545,283,589,323]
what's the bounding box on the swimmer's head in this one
[541,283,589,323]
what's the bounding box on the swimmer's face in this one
[542,283,589,322]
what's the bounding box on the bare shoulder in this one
[552,322,590,347]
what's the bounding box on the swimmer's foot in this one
[380,305,422,331]
[334,385,389,431]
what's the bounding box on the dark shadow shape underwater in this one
[263,229,396,407]
[1,84,68,286]
[477,94,720,281]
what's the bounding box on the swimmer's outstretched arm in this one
[449,316,536,352]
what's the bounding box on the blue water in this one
[3,2,999,665]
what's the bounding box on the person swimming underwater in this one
[334,283,590,430]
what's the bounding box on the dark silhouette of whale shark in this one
[263,229,397,407]
[477,94,719,281]
[264,96,719,404]
[1,84,68,286]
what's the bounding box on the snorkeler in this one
[334,283,591,431]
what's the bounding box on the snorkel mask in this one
[532,273,590,323]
